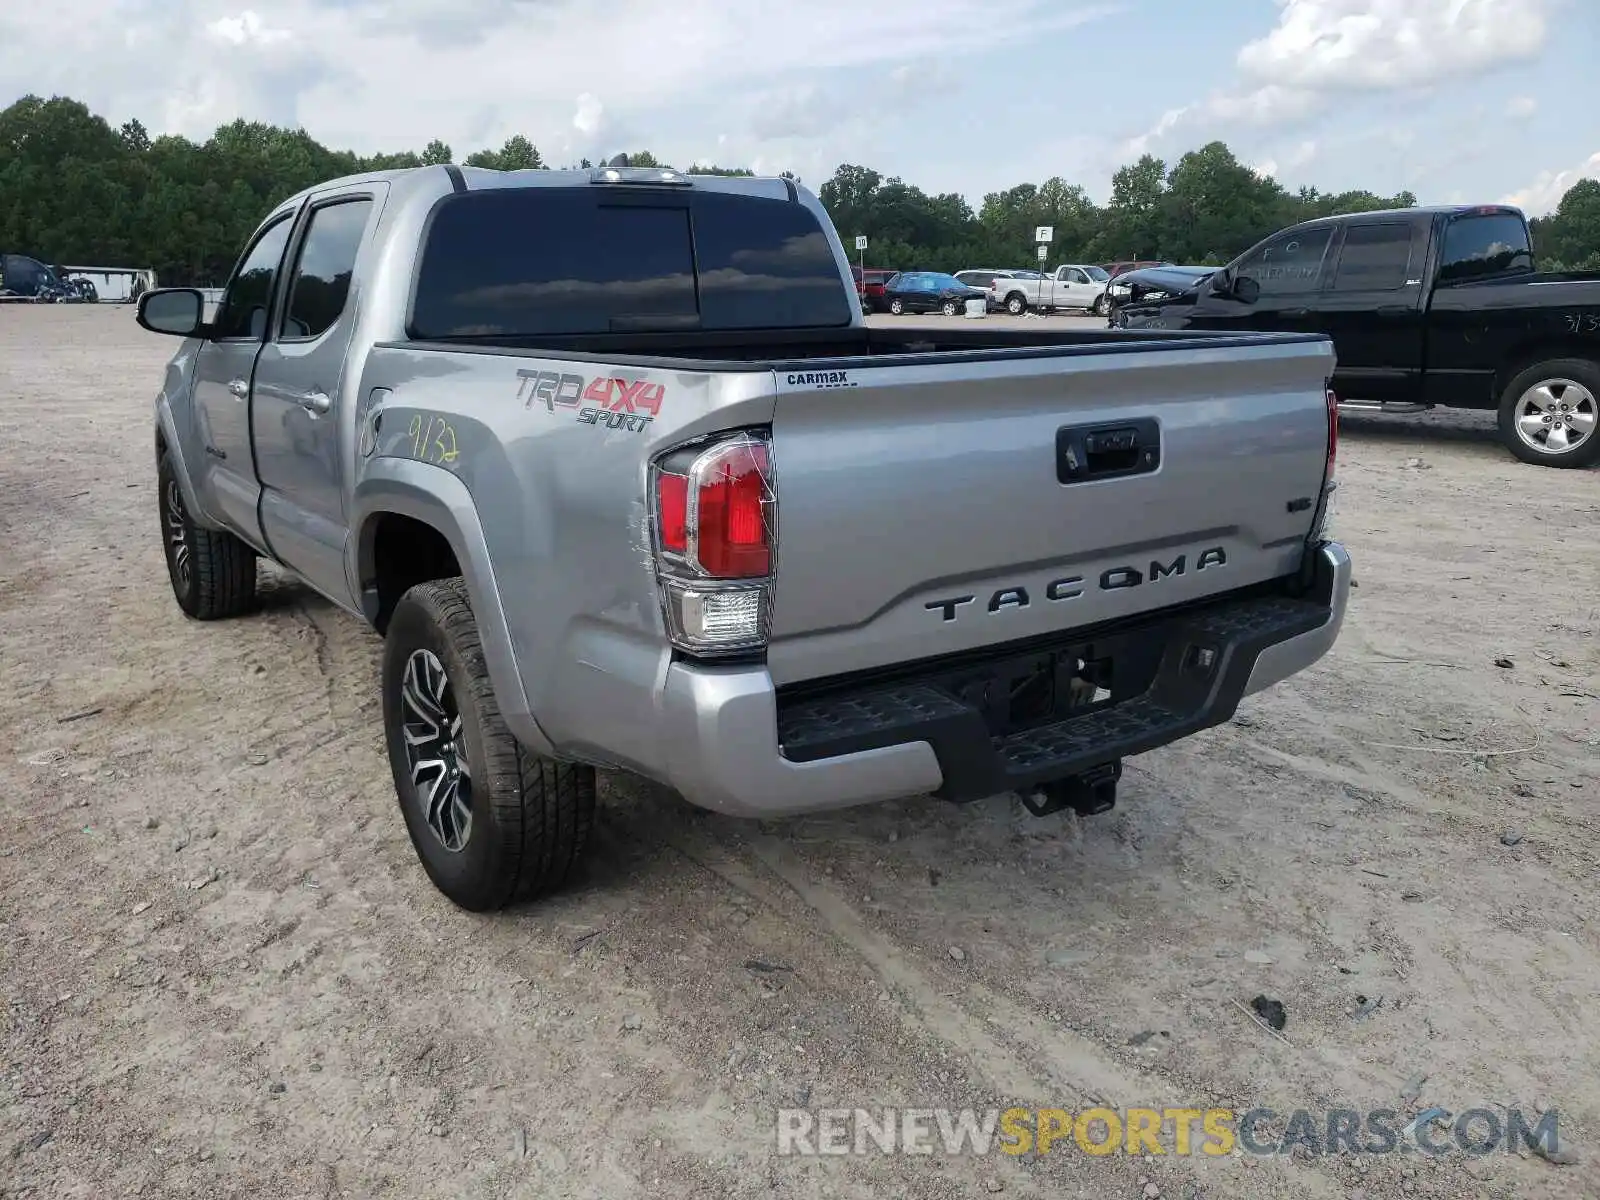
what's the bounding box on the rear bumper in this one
[658,541,1350,817]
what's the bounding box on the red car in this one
[1100,260,1167,279]
[851,266,897,313]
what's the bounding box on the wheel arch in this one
[1494,338,1600,402]
[352,459,558,757]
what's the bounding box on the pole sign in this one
[854,235,868,251]
[1034,225,1054,243]
[1037,245,1049,261]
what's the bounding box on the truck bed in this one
[382,324,1329,370]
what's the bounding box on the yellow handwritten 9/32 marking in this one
[407,413,460,466]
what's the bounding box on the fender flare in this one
[154,396,218,529]
[351,457,558,757]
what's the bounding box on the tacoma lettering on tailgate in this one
[925,547,1228,621]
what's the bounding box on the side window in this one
[1066,268,1087,284]
[280,199,373,340]
[1437,214,1533,284]
[1236,226,1333,295]
[1330,223,1414,291]
[215,216,294,340]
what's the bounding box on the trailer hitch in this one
[1021,760,1122,818]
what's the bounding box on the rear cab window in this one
[1436,212,1533,284]
[410,187,852,338]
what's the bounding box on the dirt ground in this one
[2,304,1597,1200]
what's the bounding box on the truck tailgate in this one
[766,337,1334,686]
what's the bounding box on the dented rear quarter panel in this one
[352,344,781,775]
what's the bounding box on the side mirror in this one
[137,288,207,337]
[1233,276,1261,305]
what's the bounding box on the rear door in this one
[1313,219,1427,403]
[252,187,383,603]
[189,210,298,545]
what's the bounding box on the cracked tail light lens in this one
[652,431,775,653]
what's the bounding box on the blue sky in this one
[4,0,1596,214]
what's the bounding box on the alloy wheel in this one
[400,648,473,852]
[164,479,191,592]
[1514,379,1596,456]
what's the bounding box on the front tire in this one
[1496,359,1600,468]
[888,298,905,315]
[382,578,596,911]
[157,452,257,619]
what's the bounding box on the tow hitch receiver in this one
[1021,760,1122,817]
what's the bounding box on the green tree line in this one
[3,94,1596,286]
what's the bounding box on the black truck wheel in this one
[1497,359,1600,468]
[157,452,257,619]
[382,578,595,911]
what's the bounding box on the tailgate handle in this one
[1057,419,1161,485]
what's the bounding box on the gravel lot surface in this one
[3,305,1597,1199]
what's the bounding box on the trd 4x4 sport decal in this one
[515,369,665,433]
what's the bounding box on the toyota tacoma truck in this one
[135,160,1349,911]
[1112,204,1600,468]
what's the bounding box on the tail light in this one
[1309,384,1340,544]
[652,431,775,653]
[1325,386,1339,478]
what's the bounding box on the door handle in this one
[227,378,248,399]
[298,389,332,415]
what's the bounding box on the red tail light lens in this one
[692,441,771,578]
[656,472,688,553]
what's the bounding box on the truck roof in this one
[271,163,801,214]
[1292,203,1526,229]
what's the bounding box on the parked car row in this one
[855,260,1170,317]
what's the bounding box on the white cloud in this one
[206,11,290,47]
[0,0,1119,165]
[572,94,604,138]
[1125,0,1550,159]
[1502,151,1600,215]
[1236,0,1546,92]
[1506,95,1537,119]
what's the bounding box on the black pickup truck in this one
[1113,205,1600,468]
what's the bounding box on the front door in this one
[1186,223,1335,338]
[1059,267,1095,309]
[189,213,297,546]
[252,190,382,605]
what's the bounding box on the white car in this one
[990,264,1111,316]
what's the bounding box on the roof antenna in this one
[606,153,630,168]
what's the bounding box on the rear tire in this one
[1005,293,1027,316]
[1496,358,1600,469]
[382,578,596,911]
[941,300,960,317]
[157,452,257,619]
[1091,294,1108,316]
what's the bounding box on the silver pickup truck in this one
[136,161,1349,911]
